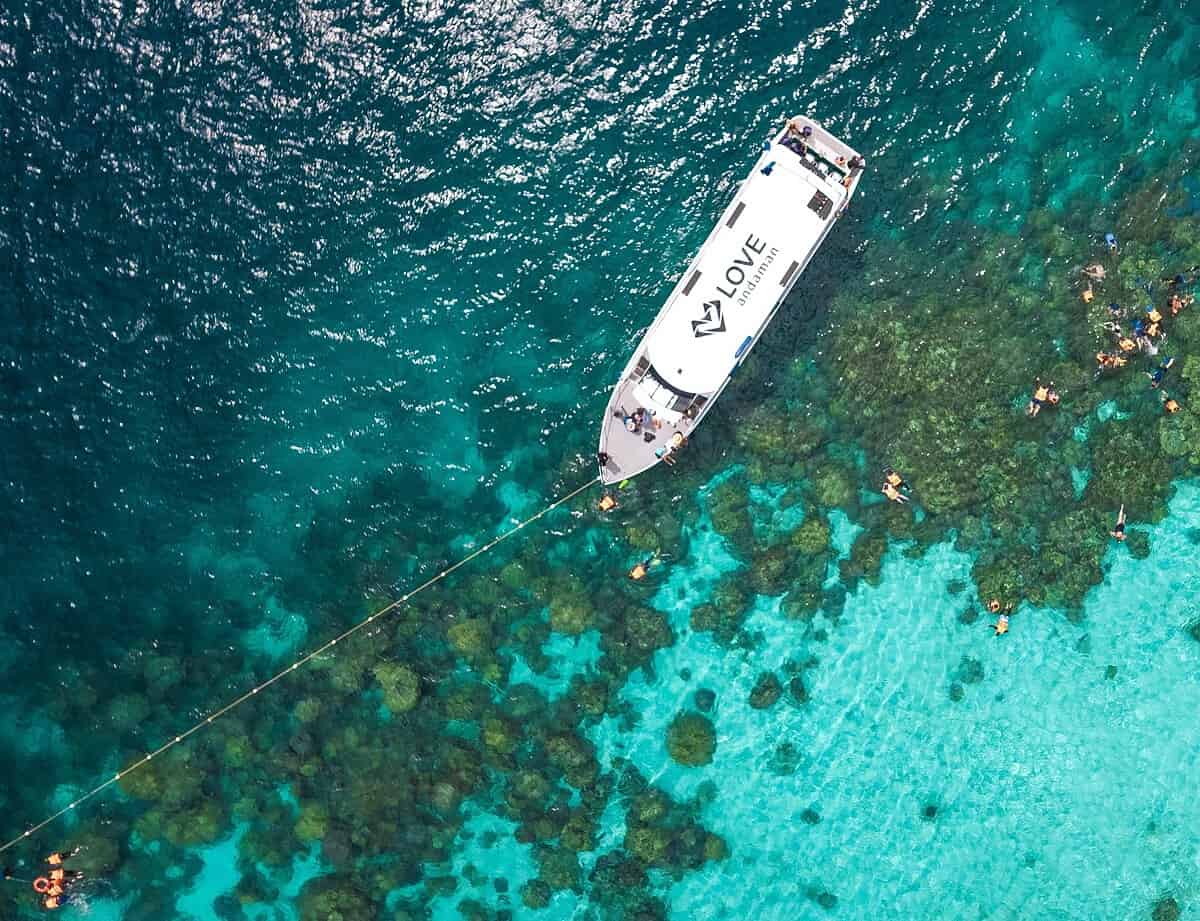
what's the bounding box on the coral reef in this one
[666,712,717,766]
[748,672,783,709]
[618,766,728,878]
[298,876,374,921]
[520,879,552,910]
[1152,896,1181,921]
[372,661,420,713]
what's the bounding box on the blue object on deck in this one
[735,335,753,359]
[761,160,775,176]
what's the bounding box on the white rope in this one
[0,474,601,856]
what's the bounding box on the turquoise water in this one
[611,484,1200,919]
[3,0,1200,918]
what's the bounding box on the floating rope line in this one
[0,474,601,857]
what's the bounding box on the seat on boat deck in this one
[632,375,687,421]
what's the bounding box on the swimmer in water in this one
[1110,504,1127,542]
[629,553,663,581]
[1147,356,1175,389]
[883,465,911,492]
[1026,378,1051,417]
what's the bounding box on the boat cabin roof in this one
[641,151,847,396]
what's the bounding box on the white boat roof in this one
[642,154,847,396]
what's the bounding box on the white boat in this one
[597,115,863,485]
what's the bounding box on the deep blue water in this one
[2,0,1200,918]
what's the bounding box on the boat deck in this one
[597,114,861,486]
[599,375,696,482]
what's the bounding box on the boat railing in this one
[782,115,859,164]
[774,116,863,191]
[631,354,651,380]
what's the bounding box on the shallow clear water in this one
[2,0,1200,918]
[613,484,1200,919]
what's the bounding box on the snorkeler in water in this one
[1110,504,1127,542]
[629,553,663,581]
[1026,378,1053,417]
[983,599,1013,634]
[1095,351,1126,372]
[1147,356,1175,389]
[32,847,84,912]
[883,466,911,492]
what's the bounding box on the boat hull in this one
[598,116,861,485]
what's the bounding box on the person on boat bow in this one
[784,119,813,155]
[655,432,687,466]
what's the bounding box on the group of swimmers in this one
[1001,254,1200,631]
[1095,299,1168,371]
[985,598,1015,636]
[597,248,1195,627]
[4,848,83,911]
[596,488,670,580]
[1090,265,1195,415]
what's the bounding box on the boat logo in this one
[692,299,726,337]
